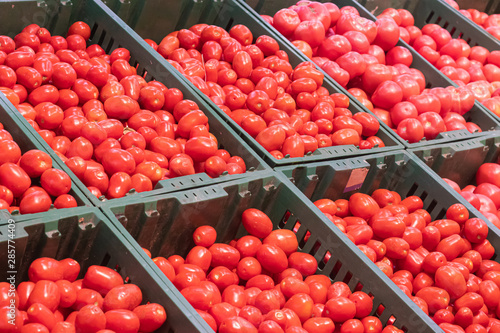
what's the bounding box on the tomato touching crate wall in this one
[409,134,500,189]
[356,0,500,51]
[97,0,405,167]
[240,0,500,148]
[100,171,441,332]
[409,134,500,236]
[0,206,209,332]
[276,151,500,321]
[0,0,271,206]
[0,97,92,218]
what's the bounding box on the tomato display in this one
[0,121,77,214]
[259,1,495,144]
[381,2,500,121]
[0,21,247,200]
[443,159,500,232]
[447,0,500,44]
[0,259,167,332]
[146,21,388,159]
[307,188,500,333]
[149,208,407,332]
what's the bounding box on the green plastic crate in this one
[409,133,500,240]
[100,171,441,332]
[276,150,500,330]
[357,0,500,51]
[0,97,92,220]
[0,0,271,206]
[0,206,208,332]
[241,0,500,149]
[409,134,500,189]
[101,0,405,167]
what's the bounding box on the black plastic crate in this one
[101,171,441,332]
[0,206,209,332]
[0,0,271,206]
[0,97,92,218]
[240,0,500,149]
[98,0,405,167]
[357,0,500,51]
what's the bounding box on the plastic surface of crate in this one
[241,0,500,147]
[276,150,500,295]
[356,0,500,51]
[409,133,500,237]
[409,134,500,189]
[101,171,441,332]
[0,206,208,332]
[0,97,92,219]
[485,0,500,15]
[0,0,271,205]
[101,0,404,167]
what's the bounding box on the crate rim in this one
[99,0,410,167]
[0,0,275,208]
[235,0,500,149]
[0,204,212,331]
[100,167,443,332]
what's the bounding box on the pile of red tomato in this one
[442,0,500,42]
[444,160,500,230]
[0,121,78,214]
[263,1,490,144]
[1,258,167,332]
[312,189,500,332]
[149,208,403,332]
[145,23,387,158]
[0,21,247,203]
[374,5,500,121]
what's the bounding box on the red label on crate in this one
[343,168,369,193]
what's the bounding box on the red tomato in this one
[105,309,140,333]
[241,208,273,238]
[349,193,380,220]
[256,244,288,274]
[209,243,241,270]
[75,305,106,333]
[323,297,356,322]
[0,162,31,197]
[82,265,123,296]
[219,317,257,333]
[434,265,467,299]
[133,303,167,332]
[40,168,71,196]
[103,284,142,311]
[371,81,403,109]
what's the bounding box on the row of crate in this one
[3,135,500,332]
[1,0,500,213]
[2,0,500,169]
[2,0,500,331]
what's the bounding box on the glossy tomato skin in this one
[75,304,106,333]
[242,208,274,238]
[40,168,71,197]
[133,303,167,332]
[0,162,31,197]
[104,309,140,333]
[103,284,142,311]
[82,265,123,296]
[349,193,380,220]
